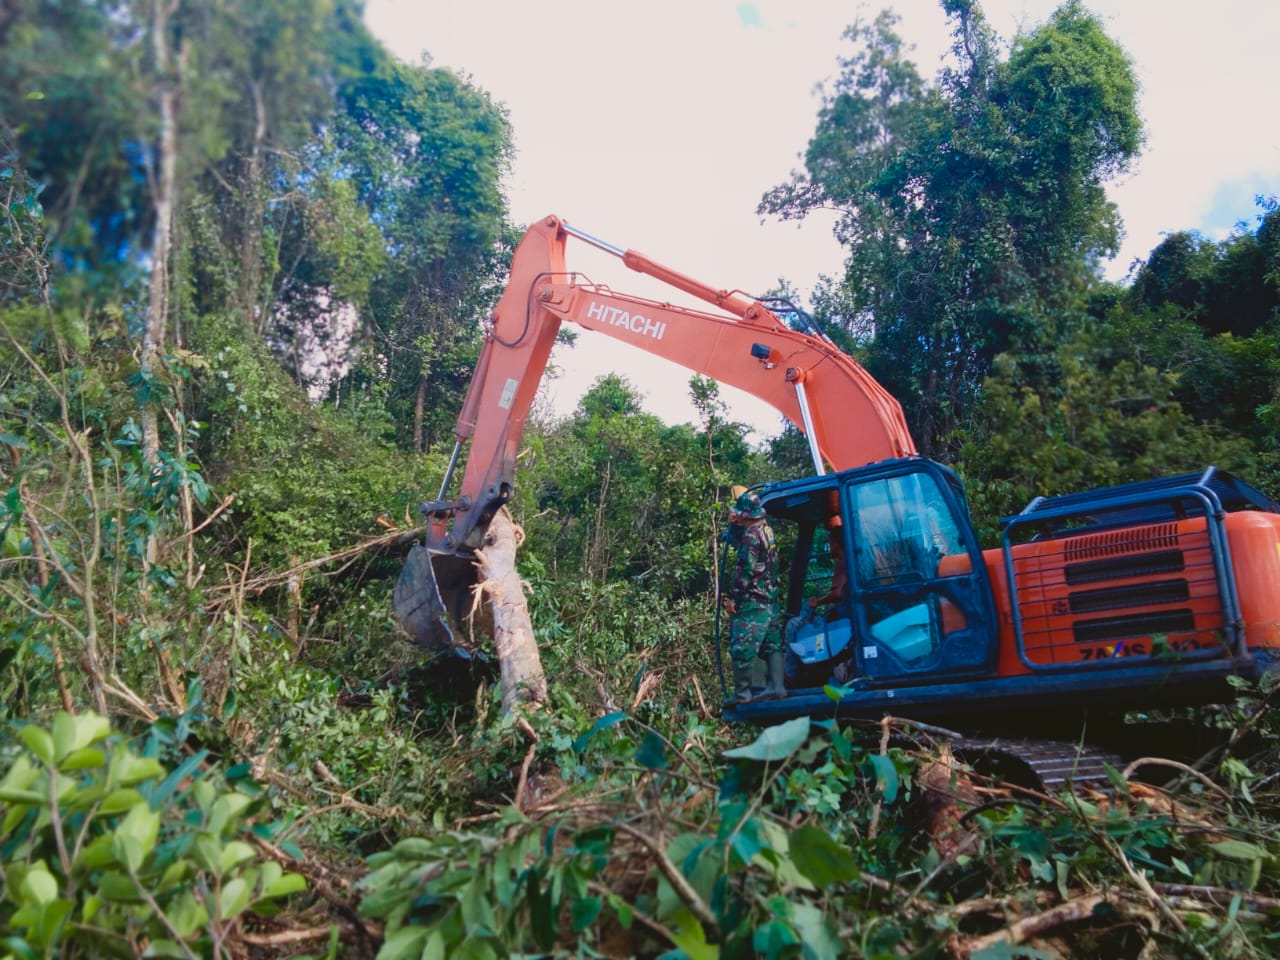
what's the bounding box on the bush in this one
[0,712,305,958]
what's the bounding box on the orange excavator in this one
[395,214,1280,730]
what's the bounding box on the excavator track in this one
[947,736,1126,792]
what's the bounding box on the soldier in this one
[725,489,786,703]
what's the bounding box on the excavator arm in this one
[394,214,916,649]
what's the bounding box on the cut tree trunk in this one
[476,508,547,715]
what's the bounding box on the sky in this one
[363,0,1279,439]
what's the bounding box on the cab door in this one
[842,462,998,681]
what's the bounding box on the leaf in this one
[218,876,253,920]
[262,872,306,899]
[19,865,57,906]
[59,747,106,772]
[753,918,799,956]
[50,711,110,762]
[19,725,55,766]
[727,816,764,869]
[664,906,720,960]
[208,792,253,835]
[376,925,429,960]
[971,943,1058,960]
[116,803,161,868]
[789,825,858,887]
[142,940,190,958]
[147,749,208,810]
[116,755,165,788]
[570,895,602,931]
[1102,762,1129,796]
[167,891,209,938]
[635,730,669,769]
[867,754,899,803]
[723,717,810,762]
[572,711,629,753]
[788,901,842,960]
[220,840,257,877]
[1210,840,1267,862]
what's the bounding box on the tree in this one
[957,324,1259,542]
[761,1,1142,457]
[331,49,513,453]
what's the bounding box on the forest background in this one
[1,1,1278,958]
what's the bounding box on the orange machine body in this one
[988,511,1280,679]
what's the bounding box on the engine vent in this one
[1063,522,1180,564]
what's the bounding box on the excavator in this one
[394,214,1280,743]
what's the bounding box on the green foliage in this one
[958,321,1260,539]
[357,712,908,960]
[357,694,1280,959]
[761,2,1144,457]
[0,712,306,958]
[517,375,763,598]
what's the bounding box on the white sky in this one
[364,0,1279,439]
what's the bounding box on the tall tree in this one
[331,51,513,453]
[761,0,1142,457]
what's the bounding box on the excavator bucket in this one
[393,544,479,653]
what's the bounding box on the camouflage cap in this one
[731,490,764,520]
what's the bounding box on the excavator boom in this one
[395,215,914,649]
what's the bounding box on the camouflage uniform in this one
[729,520,783,672]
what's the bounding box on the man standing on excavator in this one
[724,489,787,703]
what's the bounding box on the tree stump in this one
[476,507,547,715]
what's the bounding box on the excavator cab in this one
[729,459,999,713]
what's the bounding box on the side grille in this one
[1072,610,1197,645]
[1063,522,1180,563]
[1068,579,1189,614]
[1065,549,1185,585]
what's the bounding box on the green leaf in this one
[148,750,208,810]
[99,788,146,815]
[378,926,429,960]
[117,755,165,788]
[19,865,57,906]
[971,942,1058,960]
[75,834,118,872]
[168,891,209,938]
[220,840,256,877]
[192,833,223,874]
[727,816,764,869]
[209,792,253,835]
[218,876,254,920]
[788,901,842,960]
[1210,839,1267,862]
[664,906,719,960]
[143,940,191,958]
[867,754,899,803]
[723,717,810,762]
[112,834,144,874]
[59,747,106,772]
[753,918,799,956]
[635,730,669,769]
[50,711,110,762]
[570,895,602,931]
[19,725,55,766]
[1102,762,1129,796]
[789,825,858,886]
[0,936,38,960]
[572,711,628,752]
[112,804,160,872]
[0,788,46,805]
[262,872,306,899]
